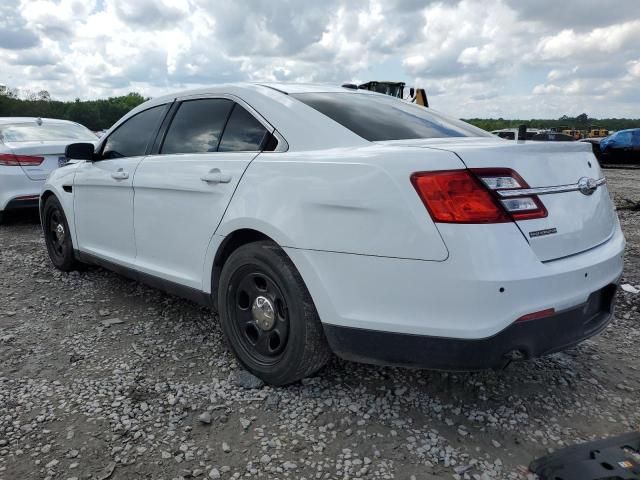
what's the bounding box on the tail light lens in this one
[474,168,547,221]
[411,168,547,224]
[0,153,45,166]
[411,170,510,223]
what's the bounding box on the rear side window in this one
[102,105,166,159]
[218,105,270,152]
[161,99,233,154]
[292,92,492,141]
[0,122,96,142]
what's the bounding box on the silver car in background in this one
[0,117,97,222]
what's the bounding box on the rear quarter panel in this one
[214,145,465,260]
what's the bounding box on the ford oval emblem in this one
[578,177,598,196]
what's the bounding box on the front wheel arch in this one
[42,194,82,271]
[39,190,56,222]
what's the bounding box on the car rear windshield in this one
[291,92,492,141]
[0,122,97,142]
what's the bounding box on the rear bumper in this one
[285,221,625,340]
[0,167,42,211]
[325,284,618,370]
[4,195,40,210]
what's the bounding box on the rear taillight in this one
[411,168,547,224]
[0,153,45,166]
[411,170,510,223]
[473,168,547,221]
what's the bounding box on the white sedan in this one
[41,84,624,385]
[0,117,97,222]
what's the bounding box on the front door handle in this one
[201,168,231,184]
[111,168,129,180]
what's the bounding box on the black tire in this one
[42,196,81,272]
[218,240,332,385]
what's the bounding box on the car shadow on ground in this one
[0,209,41,226]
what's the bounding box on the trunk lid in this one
[382,138,617,262]
[4,141,72,180]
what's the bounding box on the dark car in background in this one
[599,128,640,164]
[580,137,603,158]
[531,132,575,142]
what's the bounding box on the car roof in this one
[258,83,373,94]
[102,83,376,152]
[146,82,376,105]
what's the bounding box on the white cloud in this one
[458,46,500,68]
[0,0,639,118]
[534,20,640,60]
[626,59,640,79]
[533,84,562,95]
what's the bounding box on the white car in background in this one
[0,117,97,222]
[40,84,624,385]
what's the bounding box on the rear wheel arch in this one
[215,237,332,384]
[211,229,274,310]
[209,228,332,330]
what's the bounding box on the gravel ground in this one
[1,168,638,480]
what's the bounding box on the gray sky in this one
[1,0,639,118]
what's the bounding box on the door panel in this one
[74,158,143,265]
[132,97,271,289]
[73,104,169,266]
[132,153,257,287]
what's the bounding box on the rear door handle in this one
[201,168,231,184]
[111,168,129,180]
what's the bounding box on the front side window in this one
[291,92,492,141]
[161,99,233,154]
[102,105,166,159]
[218,105,269,152]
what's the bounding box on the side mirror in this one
[65,142,95,161]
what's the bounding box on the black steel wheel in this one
[218,240,331,385]
[43,196,81,271]
[229,267,291,365]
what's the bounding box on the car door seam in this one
[201,152,261,291]
[131,155,148,262]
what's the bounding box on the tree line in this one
[0,87,147,131]
[465,114,640,132]
[1,86,639,132]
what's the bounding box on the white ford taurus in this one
[41,83,624,385]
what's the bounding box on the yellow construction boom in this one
[342,81,429,107]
